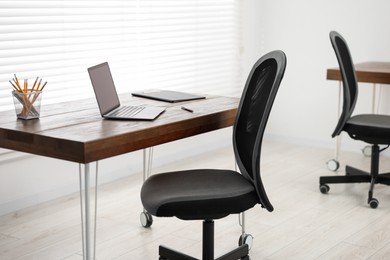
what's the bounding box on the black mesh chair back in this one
[330,31,359,137]
[234,50,286,212]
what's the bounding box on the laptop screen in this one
[88,62,120,115]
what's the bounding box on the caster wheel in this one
[319,184,330,194]
[239,234,253,250]
[326,159,339,171]
[140,211,153,227]
[362,145,372,157]
[369,198,379,209]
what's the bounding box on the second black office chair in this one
[140,50,286,260]
[319,31,390,208]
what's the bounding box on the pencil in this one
[9,80,20,92]
[39,81,47,91]
[13,78,21,90]
[36,78,42,90]
[14,74,20,87]
[31,77,39,91]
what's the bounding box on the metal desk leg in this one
[235,162,253,250]
[327,81,342,171]
[335,81,342,160]
[360,83,382,157]
[238,212,253,250]
[362,83,383,157]
[143,147,154,182]
[372,83,377,113]
[79,162,99,260]
[140,147,154,227]
[372,83,382,114]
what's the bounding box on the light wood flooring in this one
[1,140,390,259]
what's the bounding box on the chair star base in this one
[319,144,390,208]
[158,220,250,260]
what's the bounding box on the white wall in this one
[2,0,390,216]
[243,0,390,150]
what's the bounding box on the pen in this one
[181,106,193,113]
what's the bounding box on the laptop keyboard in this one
[108,106,145,117]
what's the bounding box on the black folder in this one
[132,90,206,103]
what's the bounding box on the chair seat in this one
[141,169,258,220]
[345,114,390,144]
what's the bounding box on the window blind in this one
[0,0,241,113]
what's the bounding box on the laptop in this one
[131,90,205,103]
[88,62,166,120]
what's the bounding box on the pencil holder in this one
[12,90,42,120]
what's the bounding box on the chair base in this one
[319,144,390,208]
[320,166,390,185]
[320,166,390,207]
[159,220,250,260]
[159,245,249,260]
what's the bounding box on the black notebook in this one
[132,90,206,103]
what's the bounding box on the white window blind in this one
[0,0,241,113]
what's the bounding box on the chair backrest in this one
[233,50,286,212]
[329,31,359,137]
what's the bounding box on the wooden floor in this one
[1,140,390,259]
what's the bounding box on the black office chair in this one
[319,31,390,209]
[140,50,286,260]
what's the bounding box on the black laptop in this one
[88,62,166,120]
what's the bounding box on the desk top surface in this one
[0,94,239,163]
[327,62,390,84]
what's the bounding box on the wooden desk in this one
[327,62,390,84]
[327,61,390,113]
[0,94,239,259]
